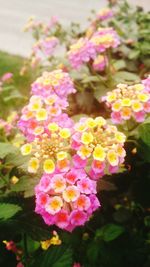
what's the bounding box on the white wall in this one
[0,0,149,56]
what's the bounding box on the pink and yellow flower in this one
[72,117,126,179]
[35,167,100,231]
[103,82,150,124]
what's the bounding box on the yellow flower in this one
[36,109,47,121]
[21,144,32,155]
[93,145,106,161]
[107,93,117,103]
[41,240,51,250]
[131,101,143,112]
[86,118,97,128]
[28,157,39,173]
[81,132,94,145]
[43,159,55,173]
[59,128,71,139]
[75,124,87,132]
[48,123,59,132]
[107,150,118,166]
[57,151,67,161]
[29,101,42,111]
[137,93,149,102]
[46,196,63,214]
[112,101,122,111]
[121,98,131,107]
[78,146,92,159]
[33,126,44,135]
[95,117,106,127]
[115,132,126,143]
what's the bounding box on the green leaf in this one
[0,142,18,159]
[29,245,73,267]
[11,175,40,198]
[114,71,140,83]
[113,59,126,70]
[94,84,109,101]
[96,224,125,242]
[128,50,140,59]
[0,203,22,220]
[139,123,150,146]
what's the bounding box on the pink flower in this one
[103,82,150,124]
[33,36,59,57]
[92,55,108,72]
[35,166,100,231]
[68,38,96,69]
[90,27,120,53]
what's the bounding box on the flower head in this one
[68,38,96,69]
[90,27,120,53]
[35,167,100,231]
[103,82,150,124]
[21,124,72,174]
[72,117,126,179]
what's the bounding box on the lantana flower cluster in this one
[33,36,59,57]
[72,117,126,180]
[102,81,150,124]
[35,167,100,231]
[18,70,75,141]
[90,27,120,53]
[19,71,126,231]
[68,27,120,70]
[67,38,96,69]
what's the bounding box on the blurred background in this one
[0,0,149,56]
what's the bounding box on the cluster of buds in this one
[18,70,76,140]
[33,36,59,57]
[102,82,150,124]
[68,27,120,70]
[72,117,126,180]
[96,8,113,21]
[92,54,108,72]
[35,166,100,231]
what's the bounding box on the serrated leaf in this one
[0,142,18,159]
[0,203,22,220]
